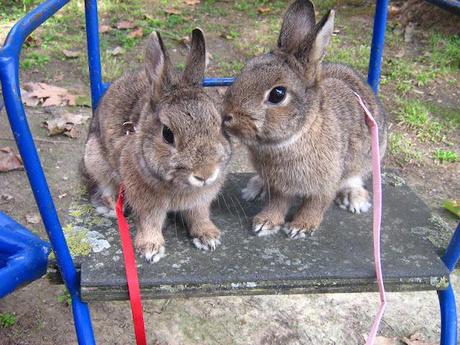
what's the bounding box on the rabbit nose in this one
[189,167,220,187]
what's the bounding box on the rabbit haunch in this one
[223,0,387,239]
[82,29,231,262]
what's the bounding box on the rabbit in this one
[82,28,232,262]
[222,0,387,239]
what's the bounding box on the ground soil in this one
[0,1,459,344]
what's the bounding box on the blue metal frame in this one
[0,0,95,344]
[438,223,460,345]
[0,212,51,298]
[0,0,458,344]
[368,0,389,94]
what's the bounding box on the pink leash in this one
[353,92,386,345]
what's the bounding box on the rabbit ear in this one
[182,28,206,86]
[145,32,172,97]
[309,10,335,67]
[278,0,316,54]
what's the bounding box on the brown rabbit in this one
[222,0,387,239]
[83,29,232,262]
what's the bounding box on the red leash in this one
[116,186,147,345]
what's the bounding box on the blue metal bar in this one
[438,286,458,345]
[0,1,96,343]
[0,212,50,298]
[202,77,235,87]
[367,0,389,94]
[85,0,104,110]
[438,222,460,345]
[442,223,460,272]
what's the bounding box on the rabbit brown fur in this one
[223,0,387,238]
[83,29,232,262]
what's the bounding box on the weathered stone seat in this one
[78,173,449,302]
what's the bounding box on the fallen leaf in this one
[128,27,144,38]
[22,82,77,107]
[58,193,67,199]
[100,24,111,33]
[25,35,42,47]
[62,49,81,59]
[402,332,437,345]
[0,193,13,204]
[180,36,191,46]
[0,147,23,172]
[184,0,200,5]
[257,7,271,14]
[164,8,182,15]
[26,213,41,224]
[64,126,80,138]
[110,46,124,56]
[116,20,135,30]
[42,112,90,137]
[388,5,401,17]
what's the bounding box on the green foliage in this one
[57,288,72,306]
[433,149,458,163]
[397,100,444,143]
[20,51,50,70]
[0,313,17,328]
[388,132,422,164]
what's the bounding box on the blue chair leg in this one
[368,0,389,94]
[0,1,96,343]
[438,223,460,345]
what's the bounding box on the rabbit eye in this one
[268,86,286,104]
[162,125,175,145]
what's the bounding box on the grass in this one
[388,132,422,164]
[57,288,72,306]
[433,149,458,163]
[20,51,50,70]
[0,312,17,328]
[397,100,444,143]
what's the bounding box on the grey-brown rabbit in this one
[222,0,387,238]
[83,29,232,262]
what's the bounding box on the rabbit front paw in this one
[335,186,371,214]
[283,220,319,239]
[192,225,221,251]
[135,233,166,263]
[242,175,266,201]
[253,215,283,237]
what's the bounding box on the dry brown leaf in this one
[25,35,42,47]
[110,46,124,56]
[0,147,23,172]
[184,0,200,5]
[22,82,77,107]
[26,213,41,224]
[164,8,182,15]
[62,49,81,59]
[128,27,144,38]
[257,7,271,14]
[116,20,135,30]
[388,5,401,17]
[402,332,437,345]
[43,112,89,137]
[100,24,111,33]
[64,126,80,139]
